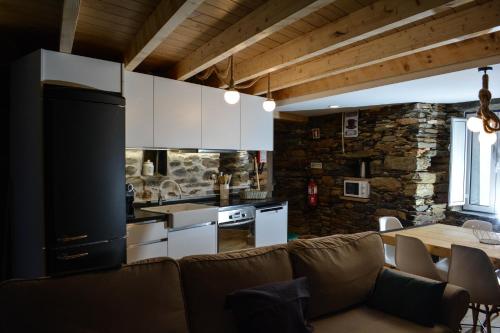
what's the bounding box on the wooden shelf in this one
[340,195,369,203]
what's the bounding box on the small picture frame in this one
[344,111,359,138]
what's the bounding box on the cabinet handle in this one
[57,234,88,243]
[57,252,89,261]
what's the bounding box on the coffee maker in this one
[126,183,135,217]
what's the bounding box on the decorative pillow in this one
[369,269,446,327]
[225,277,313,333]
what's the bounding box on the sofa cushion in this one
[0,258,189,333]
[179,245,293,333]
[311,306,451,333]
[369,268,447,327]
[225,277,313,333]
[288,232,385,318]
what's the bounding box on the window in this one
[449,113,500,214]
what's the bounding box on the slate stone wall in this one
[274,103,461,236]
[125,150,255,202]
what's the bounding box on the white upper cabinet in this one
[202,86,241,150]
[241,94,273,151]
[123,71,154,148]
[41,49,121,93]
[154,77,202,149]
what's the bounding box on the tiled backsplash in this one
[126,150,258,202]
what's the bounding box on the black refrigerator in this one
[10,84,126,277]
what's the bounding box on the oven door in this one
[218,218,255,253]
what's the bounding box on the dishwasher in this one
[255,202,288,247]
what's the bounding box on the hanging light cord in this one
[477,67,500,133]
[196,56,264,91]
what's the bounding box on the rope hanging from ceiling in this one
[477,67,500,133]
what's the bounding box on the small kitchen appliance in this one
[344,178,370,199]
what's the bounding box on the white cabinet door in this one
[126,240,168,264]
[41,49,121,92]
[255,203,288,247]
[123,71,154,148]
[202,86,240,149]
[168,223,217,259]
[154,77,202,148]
[241,94,273,151]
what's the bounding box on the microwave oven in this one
[344,179,370,198]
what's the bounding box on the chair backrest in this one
[448,244,500,305]
[462,219,493,231]
[395,235,442,281]
[379,216,403,231]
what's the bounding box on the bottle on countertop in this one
[142,160,154,176]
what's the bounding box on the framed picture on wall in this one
[344,111,359,137]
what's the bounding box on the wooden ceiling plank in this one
[246,0,500,95]
[124,0,204,71]
[233,0,471,88]
[169,0,337,80]
[274,32,500,103]
[59,0,80,53]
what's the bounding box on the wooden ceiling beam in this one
[226,0,469,87]
[274,112,309,122]
[247,0,500,95]
[59,0,80,53]
[124,0,204,71]
[169,0,337,81]
[273,32,500,104]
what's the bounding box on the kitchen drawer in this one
[47,238,125,275]
[126,240,168,264]
[127,221,168,246]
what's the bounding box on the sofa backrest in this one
[288,231,385,318]
[179,245,293,333]
[0,258,189,333]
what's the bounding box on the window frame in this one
[462,112,499,214]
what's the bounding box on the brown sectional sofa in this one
[0,232,469,333]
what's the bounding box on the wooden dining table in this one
[380,223,500,267]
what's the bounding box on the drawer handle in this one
[57,234,88,243]
[57,252,89,261]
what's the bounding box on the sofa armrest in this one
[439,283,470,332]
[381,268,469,332]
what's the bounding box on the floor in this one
[462,309,500,332]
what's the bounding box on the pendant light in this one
[224,56,240,105]
[466,67,499,145]
[262,73,276,112]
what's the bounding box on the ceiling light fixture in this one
[262,73,276,112]
[224,56,240,105]
[329,105,340,109]
[466,67,499,145]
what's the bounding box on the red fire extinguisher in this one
[308,179,318,207]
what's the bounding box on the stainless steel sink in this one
[141,203,218,229]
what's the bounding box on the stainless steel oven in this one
[218,206,256,253]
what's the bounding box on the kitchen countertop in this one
[127,196,287,224]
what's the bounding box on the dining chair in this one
[379,216,403,266]
[395,235,448,282]
[448,244,500,333]
[462,219,493,231]
[438,220,494,272]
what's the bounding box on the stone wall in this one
[126,150,258,202]
[274,103,459,236]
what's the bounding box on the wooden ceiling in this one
[1,0,499,104]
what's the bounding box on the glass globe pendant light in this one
[467,116,483,132]
[224,56,240,105]
[262,73,276,112]
[479,130,497,145]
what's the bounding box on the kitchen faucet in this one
[157,179,183,205]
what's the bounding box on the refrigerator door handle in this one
[57,252,89,261]
[57,234,88,243]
